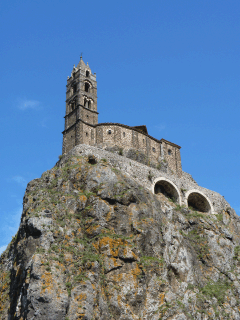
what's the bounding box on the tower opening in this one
[154,180,179,203]
[86,70,89,77]
[84,98,87,107]
[73,84,77,94]
[88,100,91,109]
[85,82,90,92]
[187,192,211,213]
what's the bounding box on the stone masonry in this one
[62,57,182,177]
[68,144,230,215]
[62,57,229,215]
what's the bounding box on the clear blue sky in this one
[0,0,240,254]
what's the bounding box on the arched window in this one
[84,98,87,107]
[85,82,90,92]
[88,100,91,109]
[86,70,89,77]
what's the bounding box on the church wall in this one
[66,111,77,128]
[80,107,96,125]
[81,122,95,146]
[162,141,182,177]
[63,127,76,154]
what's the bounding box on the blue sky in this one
[0,0,240,254]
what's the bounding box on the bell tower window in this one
[85,82,90,92]
[72,84,77,94]
[86,70,89,77]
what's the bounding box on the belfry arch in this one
[185,190,213,213]
[152,177,181,204]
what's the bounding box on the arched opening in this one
[154,179,180,203]
[86,70,89,77]
[187,192,211,213]
[88,100,91,109]
[85,82,90,92]
[84,98,87,107]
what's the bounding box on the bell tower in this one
[62,56,98,154]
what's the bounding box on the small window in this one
[152,147,156,152]
[87,115,89,118]
[168,149,172,155]
[88,100,91,109]
[143,139,145,143]
[85,82,90,92]
[73,84,77,93]
[86,132,88,136]
[86,70,89,77]
[108,129,111,134]
[123,132,125,137]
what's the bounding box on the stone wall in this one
[68,144,230,214]
[93,123,181,176]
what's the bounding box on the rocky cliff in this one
[1,149,240,320]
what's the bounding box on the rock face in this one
[1,150,240,320]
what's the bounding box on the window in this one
[86,132,88,136]
[168,149,172,155]
[143,139,145,143]
[84,98,87,107]
[85,82,90,92]
[86,70,89,77]
[152,147,156,152]
[72,84,77,94]
[108,129,111,134]
[88,100,91,109]
[123,132,125,137]
[87,115,89,118]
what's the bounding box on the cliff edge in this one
[1,149,240,320]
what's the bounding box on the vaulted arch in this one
[185,190,213,213]
[152,177,181,204]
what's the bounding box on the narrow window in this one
[88,100,91,109]
[143,139,145,143]
[73,84,77,93]
[86,70,89,77]
[86,132,88,136]
[123,132,125,137]
[84,98,87,107]
[108,129,111,134]
[152,147,156,152]
[168,149,172,155]
[85,82,90,92]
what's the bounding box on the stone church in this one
[62,57,182,176]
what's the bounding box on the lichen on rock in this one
[1,150,240,320]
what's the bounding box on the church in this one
[62,57,182,177]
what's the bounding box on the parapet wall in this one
[68,144,230,214]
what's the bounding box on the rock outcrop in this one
[1,149,240,320]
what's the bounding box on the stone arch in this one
[185,189,214,214]
[152,177,181,204]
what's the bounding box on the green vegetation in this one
[198,279,232,305]
[234,245,240,261]
[215,213,223,222]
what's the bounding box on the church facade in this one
[62,57,182,177]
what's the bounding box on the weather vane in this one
[80,52,83,59]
